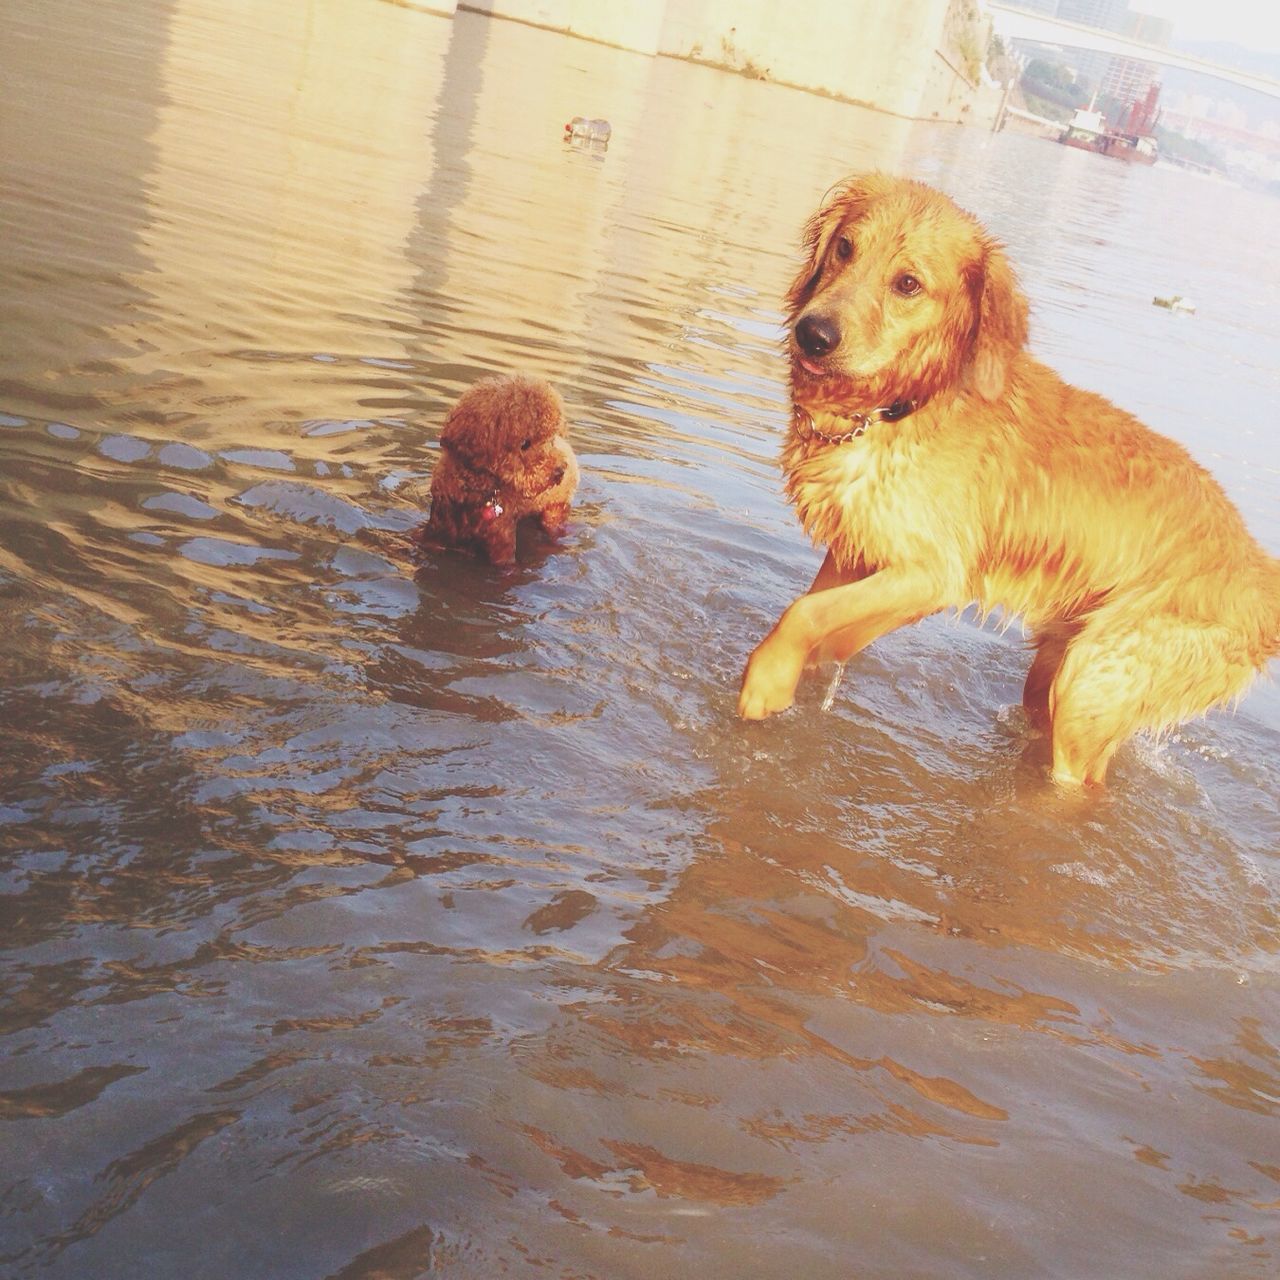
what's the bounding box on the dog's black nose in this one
[795,314,840,358]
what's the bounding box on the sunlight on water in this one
[1,2,1278,1278]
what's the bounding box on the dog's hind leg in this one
[1046,625,1157,787]
[1047,613,1259,787]
[1022,624,1077,733]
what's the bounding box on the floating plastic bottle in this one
[1152,294,1196,314]
[564,117,612,144]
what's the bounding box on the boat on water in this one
[1060,107,1158,164]
[1059,84,1160,165]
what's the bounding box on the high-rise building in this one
[1056,0,1131,86]
[1100,11,1172,112]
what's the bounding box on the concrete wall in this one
[459,0,996,123]
[658,0,950,119]
[461,0,665,53]
[397,0,459,14]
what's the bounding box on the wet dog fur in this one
[738,173,1280,787]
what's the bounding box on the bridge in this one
[986,2,1280,100]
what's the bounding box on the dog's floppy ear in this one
[437,432,481,478]
[967,241,1029,401]
[438,388,499,472]
[786,173,902,316]
[786,197,846,315]
[438,425,491,476]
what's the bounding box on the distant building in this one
[1008,1,1175,110]
[1101,11,1172,107]
[1005,0,1127,85]
[1056,0,1130,85]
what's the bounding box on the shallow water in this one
[1,2,1278,1277]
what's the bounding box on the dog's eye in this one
[835,235,854,261]
[520,437,532,451]
[894,273,922,297]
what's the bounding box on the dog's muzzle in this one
[795,313,841,359]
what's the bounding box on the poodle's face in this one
[440,375,570,506]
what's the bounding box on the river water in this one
[2,2,1278,1277]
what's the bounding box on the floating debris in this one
[564,117,611,145]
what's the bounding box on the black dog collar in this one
[794,398,918,444]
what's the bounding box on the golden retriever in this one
[738,174,1280,787]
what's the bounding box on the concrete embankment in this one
[414,0,1006,125]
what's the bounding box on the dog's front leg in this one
[808,547,870,593]
[738,564,940,719]
[479,517,518,565]
[538,503,571,537]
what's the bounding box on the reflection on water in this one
[1,1,1278,1277]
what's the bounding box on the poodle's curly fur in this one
[419,374,578,565]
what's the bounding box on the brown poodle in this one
[417,374,579,565]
